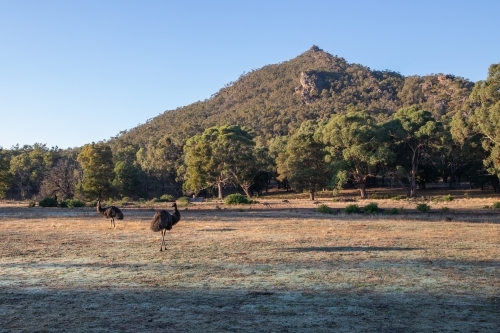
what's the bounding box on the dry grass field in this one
[0,196,499,332]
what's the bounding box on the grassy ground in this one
[0,197,499,332]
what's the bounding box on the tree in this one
[386,106,443,197]
[112,145,144,198]
[136,136,182,197]
[77,143,114,199]
[467,63,500,175]
[9,144,54,199]
[0,148,12,199]
[39,159,79,200]
[276,121,329,200]
[181,125,260,198]
[318,110,393,199]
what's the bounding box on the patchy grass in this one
[0,202,499,332]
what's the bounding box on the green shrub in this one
[155,194,174,202]
[391,195,405,201]
[177,196,190,206]
[28,200,36,207]
[317,204,333,214]
[387,207,400,215]
[443,194,454,202]
[363,202,379,214]
[39,197,58,207]
[224,193,250,205]
[59,200,68,208]
[67,199,85,208]
[493,202,500,209]
[344,204,361,214]
[416,203,431,213]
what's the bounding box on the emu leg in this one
[160,229,166,251]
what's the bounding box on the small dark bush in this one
[344,204,361,214]
[59,200,68,208]
[317,204,333,214]
[387,208,400,215]
[416,203,431,213]
[224,194,250,205]
[39,197,58,207]
[363,202,379,214]
[493,202,500,209]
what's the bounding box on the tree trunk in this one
[217,183,223,199]
[359,182,367,199]
[309,190,315,201]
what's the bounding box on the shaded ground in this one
[0,202,499,332]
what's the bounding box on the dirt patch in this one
[0,204,499,332]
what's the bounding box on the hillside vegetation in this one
[113,46,473,147]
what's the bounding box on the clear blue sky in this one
[1,0,499,149]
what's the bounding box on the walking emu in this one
[96,199,124,228]
[151,203,180,251]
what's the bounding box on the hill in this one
[112,46,474,148]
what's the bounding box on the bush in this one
[39,197,58,207]
[59,200,68,208]
[224,193,250,205]
[387,207,400,215]
[317,204,333,214]
[28,200,36,207]
[177,196,190,206]
[344,204,361,214]
[67,199,85,208]
[493,202,500,209]
[440,207,451,212]
[363,202,379,214]
[155,194,174,202]
[416,203,431,213]
[443,194,454,202]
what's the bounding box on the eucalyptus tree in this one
[276,120,329,200]
[385,106,443,197]
[0,148,12,198]
[465,63,500,176]
[181,125,260,198]
[77,142,115,199]
[9,144,55,199]
[318,110,393,199]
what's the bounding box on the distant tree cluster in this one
[0,50,498,202]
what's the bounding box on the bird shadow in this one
[285,246,423,253]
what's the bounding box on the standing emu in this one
[96,199,124,228]
[151,203,180,251]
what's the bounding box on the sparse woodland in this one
[1,47,499,202]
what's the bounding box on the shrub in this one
[387,208,400,215]
[363,202,379,214]
[493,202,500,209]
[59,200,68,208]
[443,194,454,202]
[416,203,431,213]
[432,197,441,204]
[177,196,190,206]
[28,200,36,207]
[440,207,451,212]
[39,197,58,207]
[67,199,85,208]
[224,193,250,205]
[391,195,405,201]
[344,204,361,214]
[317,204,333,214]
[155,194,174,202]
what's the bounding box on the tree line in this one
[0,63,498,202]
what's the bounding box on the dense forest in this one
[0,46,499,202]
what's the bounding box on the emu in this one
[96,199,124,228]
[151,203,180,251]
